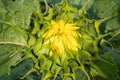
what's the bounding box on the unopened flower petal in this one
[42,20,81,57]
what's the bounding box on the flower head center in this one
[42,20,81,57]
[57,28,63,35]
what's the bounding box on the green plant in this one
[0,0,120,80]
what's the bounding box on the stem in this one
[20,68,38,79]
[80,64,90,80]
[53,67,61,80]
[108,31,120,41]
[95,54,114,65]
[94,14,117,33]
[0,41,28,47]
[93,32,112,53]
[43,0,49,14]
[0,21,13,26]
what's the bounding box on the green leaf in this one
[110,50,120,77]
[108,32,120,49]
[32,37,44,53]
[31,21,40,34]
[44,59,52,70]
[0,25,28,77]
[90,53,119,80]
[100,45,120,76]
[0,0,39,29]
[0,45,25,77]
[0,59,34,80]
[77,50,92,62]
[92,0,120,18]
[94,14,117,33]
[62,1,77,12]
[74,68,88,80]
[37,52,46,67]
[68,0,94,10]
[0,0,38,77]
[62,66,70,73]
[28,34,36,46]
[92,0,120,34]
[42,70,52,80]
[81,34,95,53]
[41,0,61,5]
[52,51,61,65]
[63,77,73,80]
[68,59,79,68]
[0,26,28,46]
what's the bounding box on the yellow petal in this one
[42,19,81,57]
[51,36,64,56]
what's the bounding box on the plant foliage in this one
[0,0,120,80]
